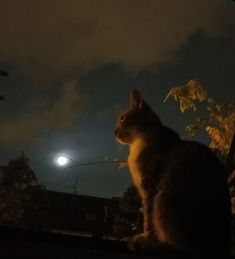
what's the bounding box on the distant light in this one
[57,156,69,166]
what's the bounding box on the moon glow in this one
[57,156,69,166]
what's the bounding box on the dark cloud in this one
[0,0,234,85]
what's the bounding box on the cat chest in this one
[128,155,142,187]
[128,139,146,197]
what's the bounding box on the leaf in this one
[165,79,208,112]
[119,162,129,169]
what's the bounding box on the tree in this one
[0,70,8,100]
[165,79,235,163]
[0,70,8,77]
[0,152,49,228]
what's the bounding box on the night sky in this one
[0,0,235,197]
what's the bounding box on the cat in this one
[114,90,231,258]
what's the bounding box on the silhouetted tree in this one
[0,70,8,100]
[0,152,49,229]
[0,70,8,77]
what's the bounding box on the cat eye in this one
[120,115,126,122]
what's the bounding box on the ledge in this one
[0,226,155,258]
[0,226,234,259]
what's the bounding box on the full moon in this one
[57,156,69,166]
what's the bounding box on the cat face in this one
[114,90,161,145]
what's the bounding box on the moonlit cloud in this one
[0,82,88,147]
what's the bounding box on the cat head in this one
[114,90,162,145]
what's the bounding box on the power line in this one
[57,155,127,169]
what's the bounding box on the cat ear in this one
[130,89,143,109]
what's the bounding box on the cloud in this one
[0,0,234,83]
[48,82,89,129]
[0,82,89,147]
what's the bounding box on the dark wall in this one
[46,191,119,237]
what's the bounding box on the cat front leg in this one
[128,199,156,251]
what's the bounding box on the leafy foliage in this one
[164,79,207,112]
[165,79,235,157]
